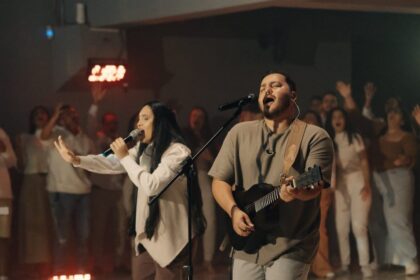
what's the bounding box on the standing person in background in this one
[325,107,373,278]
[0,127,17,280]
[309,96,323,116]
[86,84,125,274]
[335,81,385,269]
[301,110,335,279]
[411,104,420,260]
[362,91,419,275]
[370,105,418,275]
[183,106,218,271]
[320,91,338,126]
[16,106,53,278]
[41,104,94,275]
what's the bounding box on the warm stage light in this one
[87,58,127,83]
[50,273,91,280]
[88,64,126,82]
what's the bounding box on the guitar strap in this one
[282,119,307,176]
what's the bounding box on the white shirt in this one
[46,126,94,194]
[335,132,365,175]
[86,104,124,191]
[0,128,17,199]
[20,130,50,174]
[75,141,193,267]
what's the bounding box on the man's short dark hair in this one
[262,70,297,92]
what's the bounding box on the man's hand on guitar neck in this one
[280,178,323,202]
[231,206,255,237]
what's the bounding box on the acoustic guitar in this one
[226,165,324,253]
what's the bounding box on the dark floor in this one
[10,264,420,280]
[92,265,420,280]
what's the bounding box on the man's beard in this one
[262,97,291,119]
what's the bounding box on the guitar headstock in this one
[291,165,323,189]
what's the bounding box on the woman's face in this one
[387,110,403,129]
[137,105,154,144]
[33,108,49,129]
[189,108,206,131]
[332,110,346,133]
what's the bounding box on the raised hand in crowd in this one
[336,81,352,99]
[91,82,107,105]
[40,103,63,140]
[363,82,377,109]
[336,81,356,110]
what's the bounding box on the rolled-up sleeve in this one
[305,129,334,185]
[208,128,236,185]
[120,143,190,197]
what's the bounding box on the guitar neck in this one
[242,165,322,214]
[245,187,281,214]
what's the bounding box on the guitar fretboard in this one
[244,187,280,214]
[241,165,322,215]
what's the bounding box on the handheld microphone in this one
[101,129,143,157]
[218,93,257,111]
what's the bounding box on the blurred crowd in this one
[0,81,419,279]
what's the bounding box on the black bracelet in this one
[230,204,238,218]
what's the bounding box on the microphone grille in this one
[248,93,257,100]
[129,129,142,138]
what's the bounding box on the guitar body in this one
[225,165,323,254]
[227,183,280,253]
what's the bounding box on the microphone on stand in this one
[218,93,257,111]
[101,129,143,157]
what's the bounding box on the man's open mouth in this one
[263,96,275,106]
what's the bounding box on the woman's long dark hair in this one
[29,106,50,134]
[325,107,360,147]
[142,101,206,239]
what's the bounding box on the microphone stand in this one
[149,101,246,280]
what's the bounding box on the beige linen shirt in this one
[209,120,334,265]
